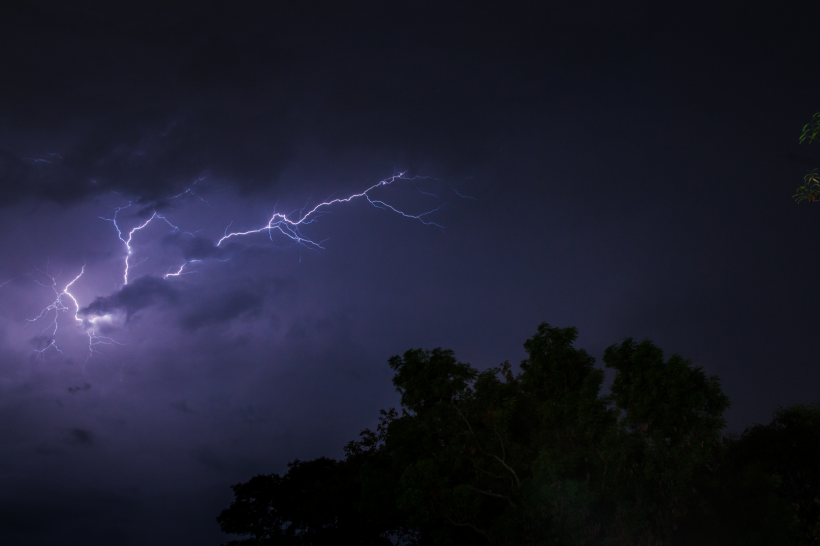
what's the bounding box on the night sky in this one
[1,2,819,544]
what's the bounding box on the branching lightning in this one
[12,172,459,363]
[26,267,121,362]
[164,260,207,279]
[216,173,444,248]
[101,206,181,285]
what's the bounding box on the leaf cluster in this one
[794,169,820,204]
[795,112,820,203]
[800,112,820,146]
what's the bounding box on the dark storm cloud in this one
[80,275,179,320]
[170,400,194,414]
[66,428,94,447]
[162,233,224,261]
[0,114,293,206]
[67,383,91,394]
[0,1,566,206]
[176,276,295,331]
[282,311,358,359]
[29,334,54,351]
[190,445,226,474]
[178,288,262,331]
[239,404,266,425]
[76,269,290,330]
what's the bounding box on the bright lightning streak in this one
[167,177,210,205]
[101,206,180,285]
[62,267,85,323]
[165,262,189,278]
[453,188,477,200]
[26,271,70,359]
[100,173,446,289]
[216,173,444,248]
[17,172,450,363]
[25,267,122,362]
[164,260,206,278]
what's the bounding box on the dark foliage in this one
[671,403,820,545]
[218,323,816,545]
[216,457,395,546]
[730,402,820,545]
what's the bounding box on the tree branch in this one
[490,454,521,488]
[452,402,486,453]
[467,485,518,508]
[454,402,521,488]
[446,516,496,545]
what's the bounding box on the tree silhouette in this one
[729,402,820,546]
[216,457,399,546]
[218,323,813,545]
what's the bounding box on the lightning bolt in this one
[163,260,208,278]
[100,206,180,285]
[167,176,210,205]
[16,171,452,363]
[453,188,477,200]
[26,267,121,362]
[216,173,444,248]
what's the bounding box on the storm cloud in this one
[80,276,179,321]
[0,2,539,207]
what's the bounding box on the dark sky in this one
[1,1,819,544]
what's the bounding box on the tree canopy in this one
[217,323,816,545]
